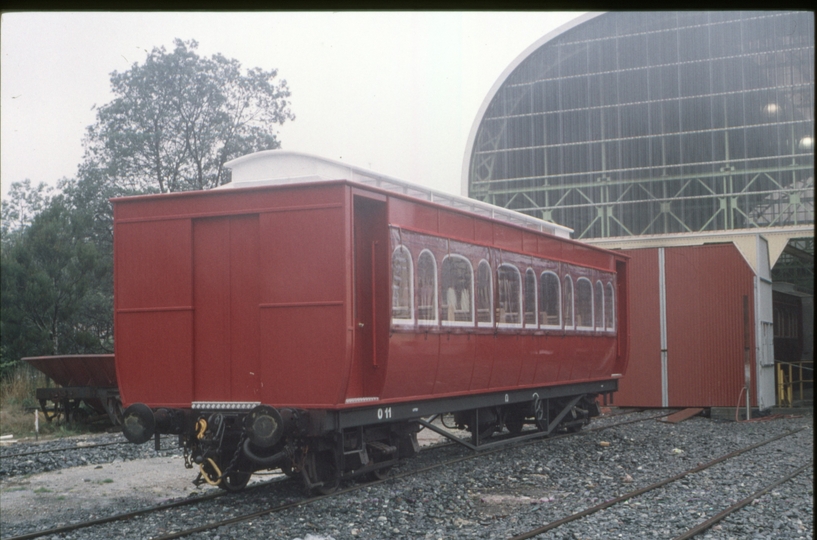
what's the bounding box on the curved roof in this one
[224,150,573,238]
[461,12,602,194]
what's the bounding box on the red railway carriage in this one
[115,150,629,493]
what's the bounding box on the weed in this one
[0,364,84,439]
[101,478,114,484]
[33,487,53,494]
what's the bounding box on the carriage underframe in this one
[134,379,616,494]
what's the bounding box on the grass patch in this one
[33,487,53,494]
[0,364,83,439]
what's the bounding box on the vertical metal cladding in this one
[664,244,756,407]
[614,249,662,406]
[615,243,757,407]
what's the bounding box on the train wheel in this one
[281,462,298,478]
[303,450,340,495]
[505,413,525,435]
[219,470,251,492]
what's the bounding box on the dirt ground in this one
[0,455,220,527]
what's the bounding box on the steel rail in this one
[1,440,127,459]
[2,476,288,540]
[507,427,807,540]
[4,410,665,540]
[672,459,814,540]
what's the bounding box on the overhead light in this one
[763,103,779,115]
[798,136,813,151]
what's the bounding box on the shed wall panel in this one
[664,244,756,407]
[615,244,758,408]
[614,248,664,407]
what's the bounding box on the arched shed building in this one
[464,12,814,411]
[464,11,813,241]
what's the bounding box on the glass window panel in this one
[594,281,604,329]
[417,250,437,323]
[576,277,593,329]
[391,246,413,322]
[563,275,574,329]
[539,271,561,327]
[441,255,474,324]
[605,282,615,330]
[498,264,522,325]
[477,260,493,325]
[524,269,537,326]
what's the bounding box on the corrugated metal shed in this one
[615,244,759,408]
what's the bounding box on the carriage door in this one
[350,195,389,399]
[192,215,260,402]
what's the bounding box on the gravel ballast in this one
[0,410,812,540]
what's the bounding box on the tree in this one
[1,195,111,374]
[1,179,54,247]
[83,39,295,193]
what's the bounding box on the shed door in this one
[350,195,388,399]
[192,215,260,402]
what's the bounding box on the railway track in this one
[1,440,127,460]
[3,410,664,540]
[508,427,811,540]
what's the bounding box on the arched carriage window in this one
[477,260,493,325]
[605,282,615,331]
[576,277,593,330]
[441,255,474,324]
[497,264,522,326]
[524,268,537,326]
[539,271,561,327]
[594,281,604,329]
[563,275,574,329]
[391,246,413,323]
[417,250,437,324]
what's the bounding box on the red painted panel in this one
[380,333,438,399]
[487,335,524,388]
[438,210,475,241]
[522,232,539,255]
[228,216,261,401]
[258,306,347,406]
[388,197,438,231]
[469,334,495,390]
[665,244,755,407]
[191,215,261,402]
[517,334,540,383]
[116,220,191,310]
[474,219,493,245]
[588,338,618,378]
[537,235,564,260]
[115,183,346,222]
[116,311,193,407]
[614,248,662,407]
[259,207,346,305]
[531,336,563,384]
[433,333,476,394]
[493,223,523,251]
[193,218,232,401]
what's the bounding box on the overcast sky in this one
[1,11,581,200]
